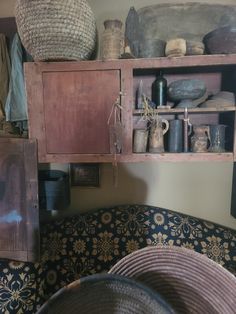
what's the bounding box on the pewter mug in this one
[168,119,183,152]
[149,116,169,153]
[133,129,148,153]
[208,124,226,152]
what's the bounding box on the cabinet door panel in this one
[43,70,120,154]
[0,139,39,262]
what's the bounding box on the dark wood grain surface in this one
[0,139,39,262]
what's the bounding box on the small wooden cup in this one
[165,38,186,57]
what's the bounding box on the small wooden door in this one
[42,69,120,154]
[0,139,39,262]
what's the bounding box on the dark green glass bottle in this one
[151,71,167,107]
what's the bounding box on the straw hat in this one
[109,246,236,314]
[37,273,174,313]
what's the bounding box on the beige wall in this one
[2,0,236,229]
[88,0,236,57]
[0,0,15,17]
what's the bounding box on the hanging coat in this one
[5,33,28,123]
[0,34,10,121]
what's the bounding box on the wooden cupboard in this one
[25,55,236,163]
[5,54,236,237]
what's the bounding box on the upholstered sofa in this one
[0,204,236,314]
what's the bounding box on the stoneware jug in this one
[191,125,210,153]
[149,115,169,153]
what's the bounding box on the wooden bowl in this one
[203,26,236,54]
[186,40,204,55]
[139,38,166,58]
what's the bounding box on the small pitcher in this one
[191,125,210,153]
[149,115,169,153]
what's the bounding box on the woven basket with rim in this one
[109,246,236,314]
[37,274,174,313]
[15,0,96,61]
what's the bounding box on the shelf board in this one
[130,54,236,69]
[31,54,236,72]
[41,152,233,163]
[133,107,236,115]
[119,152,233,162]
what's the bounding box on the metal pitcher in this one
[149,115,169,153]
[133,129,148,153]
[168,119,183,152]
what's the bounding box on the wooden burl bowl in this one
[203,26,236,54]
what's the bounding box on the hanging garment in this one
[5,33,28,124]
[0,34,10,121]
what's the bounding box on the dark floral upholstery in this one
[0,205,236,313]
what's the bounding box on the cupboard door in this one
[0,139,39,262]
[42,70,120,154]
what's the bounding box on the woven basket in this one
[102,19,123,60]
[37,274,174,313]
[15,0,96,61]
[109,246,236,314]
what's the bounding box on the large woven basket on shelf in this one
[15,0,97,61]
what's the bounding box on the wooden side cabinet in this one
[24,57,236,219]
[0,139,39,262]
[25,55,236,163]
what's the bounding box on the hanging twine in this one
[107,93,123,187]
[137,94,157,131]
[183,107,192,152]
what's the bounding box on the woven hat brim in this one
[37,273,175,314]
[109,246,236,314]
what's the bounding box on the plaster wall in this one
[1,0,236,229]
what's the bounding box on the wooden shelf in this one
[133,107,236,115]
[120,152,233,162]
[32,54,236,71]
[130,54,236,69]
[30,152,234,163]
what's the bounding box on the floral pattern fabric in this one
[0,204,236,313]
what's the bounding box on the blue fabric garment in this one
[0,33,10,121]
[5,33,27,123]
